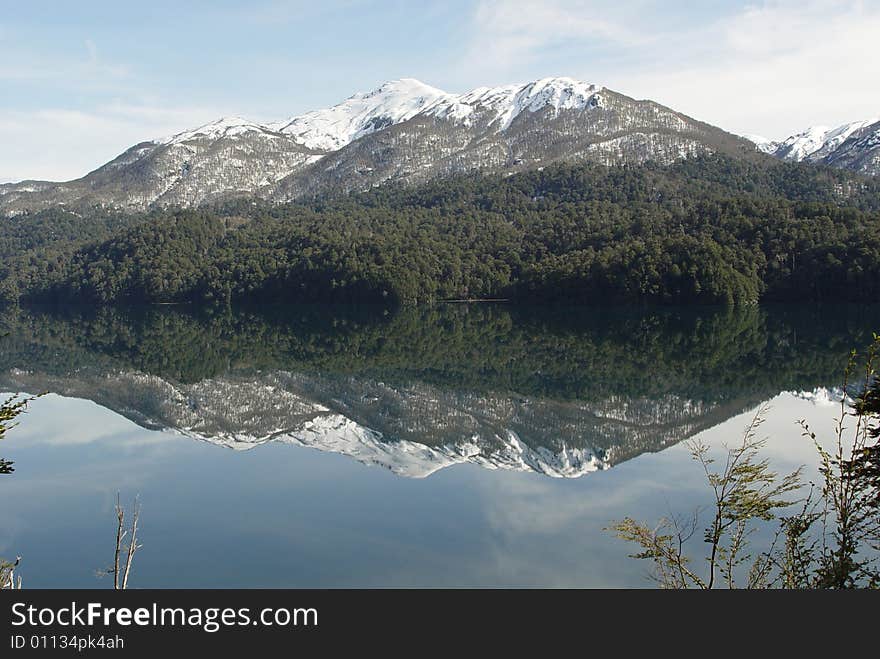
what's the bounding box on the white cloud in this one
[3,1,878,180]
[464,0,645,79]
[0,37,157,181]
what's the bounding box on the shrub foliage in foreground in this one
[612,335,880,588]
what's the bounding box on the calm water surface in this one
[0,303,877,587]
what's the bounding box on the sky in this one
[1,0,878,183]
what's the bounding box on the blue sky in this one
[2,0,878,181]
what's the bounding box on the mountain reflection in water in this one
[1,302,876,478]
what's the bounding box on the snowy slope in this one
[773,120,878,162]
[155,116,283,145]
[268,78,448,151]
[821,120,880,176]
[741,118,880,176]
[745,119,879,163]
[741,134,778,154]
[150,78,604,152]
[775,125,838,161]
[424,77,604,129]
[186,413,609,479]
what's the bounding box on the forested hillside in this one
[2,155,879,306]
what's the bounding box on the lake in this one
[1,302,878,587]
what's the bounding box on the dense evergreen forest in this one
[2,155,880,306]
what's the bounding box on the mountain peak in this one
[155,116,274,146]
[153,77,606,152]
[270,78,448,151]
[426,76,604,129]
[367,77,443,95]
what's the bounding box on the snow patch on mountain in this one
[785,386,846,406]
[155,116,281,146]
[269,78,447,151]
[773,119,879,162]
[426,77,603,130]
[182,412,609,479]
[742,134,778,154]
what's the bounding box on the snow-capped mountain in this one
[745,118,880,175]
[269,77,750,201]
[0,76,755,215]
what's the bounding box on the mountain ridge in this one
[2,76,877,217]
[0,76,756,216]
